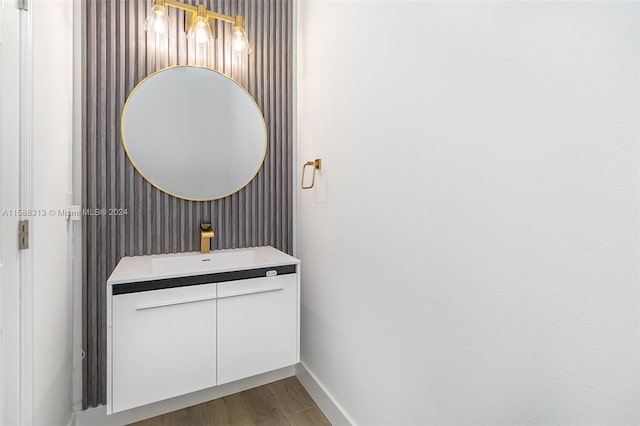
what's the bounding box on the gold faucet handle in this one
[200,222,215,237]
[200,223,215,253]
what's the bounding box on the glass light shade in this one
[144,4,169,35]
[232,27,250,54]
[187,16,213,46]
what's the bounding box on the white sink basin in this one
[150,249,259,275]
[107,246,300,284]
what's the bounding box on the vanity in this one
[106,64,292,415]
[106,246,300,414]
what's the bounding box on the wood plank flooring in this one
[129,377,331,426]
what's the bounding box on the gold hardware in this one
[121,65,268,202]
[150,0,247,43]
[234,15,245,30]
[200,222,215,253]
[301,159,322,189]
[164,0,236,24]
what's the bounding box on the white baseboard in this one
[295,362,354,426]
[72,366,295,426]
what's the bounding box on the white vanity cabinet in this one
[217,274,298,384]
[106,247,300,415]
[111,284,217,413]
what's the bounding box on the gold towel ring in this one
[301,159,322,189]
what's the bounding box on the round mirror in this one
[121,66,267,201]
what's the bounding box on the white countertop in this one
[107,246,300,285]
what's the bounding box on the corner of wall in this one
[295,363,354,426]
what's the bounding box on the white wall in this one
[297,1,639,424]
[32,0,74,424]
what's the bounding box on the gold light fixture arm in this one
[147,0,250,52]
[163,0,239,25]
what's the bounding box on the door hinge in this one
[17,0,28,11]
[18,220,29,250]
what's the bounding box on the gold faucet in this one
[200,223,215,253]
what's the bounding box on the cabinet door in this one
[217,274,297,384]
[111,284,217,413]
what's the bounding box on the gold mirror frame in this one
[121,65,268,201]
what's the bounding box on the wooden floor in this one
[129,377,331,426]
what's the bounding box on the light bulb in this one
[232,27,250,54]
[195,20,211,45]
[144,4,169,35]
[187,15,213,46]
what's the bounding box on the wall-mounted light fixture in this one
[145,0,250,53]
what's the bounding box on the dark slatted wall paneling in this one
[82,0,293,408]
